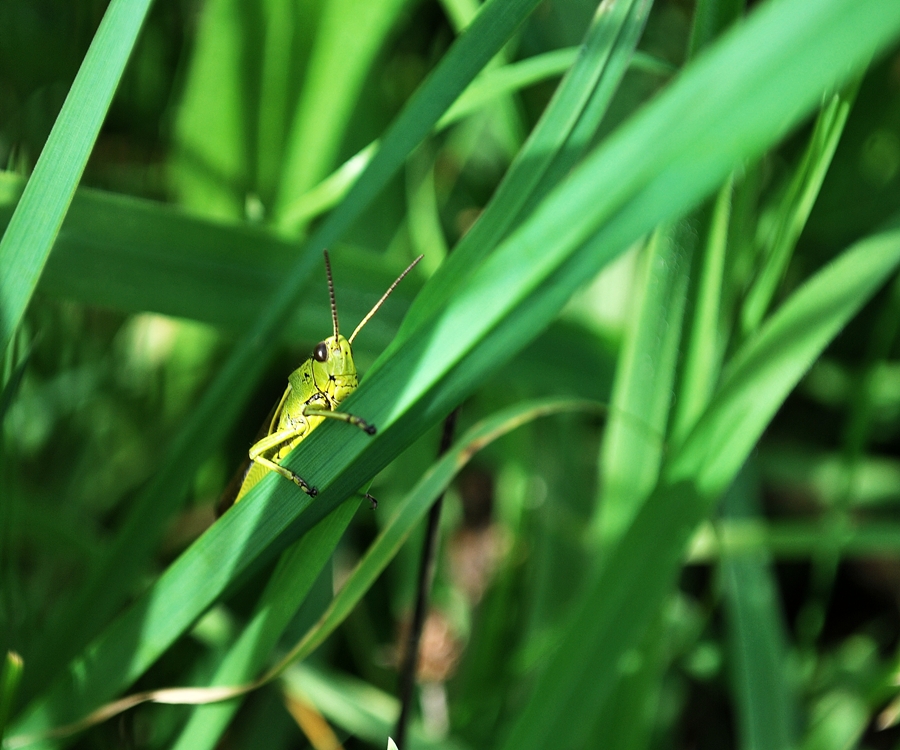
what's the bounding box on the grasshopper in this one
[232,250,422,506]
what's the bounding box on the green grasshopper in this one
[232,250,422,506]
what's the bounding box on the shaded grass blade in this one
[274,0,410,221]
[722,468,797,750]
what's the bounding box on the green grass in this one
[2,0,900,748]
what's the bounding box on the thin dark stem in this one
[394,408,459,749]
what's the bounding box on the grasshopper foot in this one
[288,470,318,497]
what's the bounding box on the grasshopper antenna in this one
[323,250,340,339]
[348,255,423,344]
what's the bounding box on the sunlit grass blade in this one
[0,0,153,355]
[0,652,24,745]
[592,224,692,546]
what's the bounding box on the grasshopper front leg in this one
[303,405,377,435]
[302,405,379,507]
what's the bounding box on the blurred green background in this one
[3,0,900,748]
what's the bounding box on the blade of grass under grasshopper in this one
[12,0,900,740]
[497,228,900,750]
[0,0,152,355]
[16,0,543,725]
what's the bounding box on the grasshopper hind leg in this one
[251,454,319,497]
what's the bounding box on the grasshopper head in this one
[310,333,358,401]
[309,249,422,403]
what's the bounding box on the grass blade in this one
[722,468,797,750]
[497,227,900,750]
[170,501,360,750]
[0,0,152,354]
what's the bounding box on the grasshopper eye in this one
[313,342,329,362]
